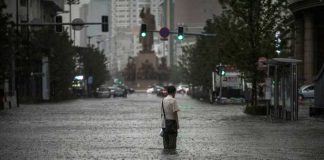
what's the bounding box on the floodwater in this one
[0,93,323,159]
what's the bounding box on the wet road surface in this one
[0,93,324,159]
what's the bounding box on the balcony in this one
[289,0,324,13]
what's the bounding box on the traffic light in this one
[219,66,226,76]
[216,66,226,76]
[102,16,109,32]
[177,26,184,40]
[55,16,63,32]
[140,24,147,37]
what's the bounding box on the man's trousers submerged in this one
[163,132,177,149]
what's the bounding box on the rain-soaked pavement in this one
[0,93,324,160]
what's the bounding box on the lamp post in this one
[96,41,101,49]
[87,35,103,47]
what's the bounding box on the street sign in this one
[159,27,170,38]
[72,18,84,30]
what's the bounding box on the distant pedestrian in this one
[161,86,180,149]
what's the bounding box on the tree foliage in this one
[179,0,292,104]
[76,47,110,89]
[29,28,76,100]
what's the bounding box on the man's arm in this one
[175,111,179,129]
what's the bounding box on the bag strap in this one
[161,98,166,120]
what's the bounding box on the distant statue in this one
[139,7,156,53]
[138,59,156,80]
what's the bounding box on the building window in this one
[20,0,27,7]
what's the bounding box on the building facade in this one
[4,0,64,23]
[289,0,324,83]
[3,0,64,106]
[79,0,160,77]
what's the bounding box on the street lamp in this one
[87,35,104,47]
[96,39,109,51]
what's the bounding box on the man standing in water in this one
[161,86,180,149]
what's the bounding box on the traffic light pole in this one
[69,2,72,41]
[217,63,223,104]
[18,22,105,26]
[147,30,216,37]
[219,73,223,103]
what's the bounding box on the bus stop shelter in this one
[266,58,302,120]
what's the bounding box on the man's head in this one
[167,86,176,97]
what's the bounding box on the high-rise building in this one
[80,0,160,77]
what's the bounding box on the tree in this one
[178,17,222,98]
[180,0,291,104]
[217,0,291,106]
[29,28,76,101]
[76,46,110,89]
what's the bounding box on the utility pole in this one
[12,0,19,108]
[68,1,72,40]
[88,36,91,47]
[97,41,101,50]
[66,0,80,42]
[217,63,223,104]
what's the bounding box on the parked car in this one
[109,86,127,98]
[298,83,314,100]
[121,85,135,94]
[146,85,164,94]
[146,87,154,94]
[177,84,189,94]
[95,86,111,98]
[157,86,167,97]
[128,87,135,94]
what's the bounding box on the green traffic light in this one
[221,70,226,76]
[141,32,146,37]
[177,26,184,40]
[177,35,184,40]
[140,24,147,37]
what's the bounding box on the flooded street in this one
[0,93,323,159]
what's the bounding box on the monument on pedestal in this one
[122,7,169,89]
